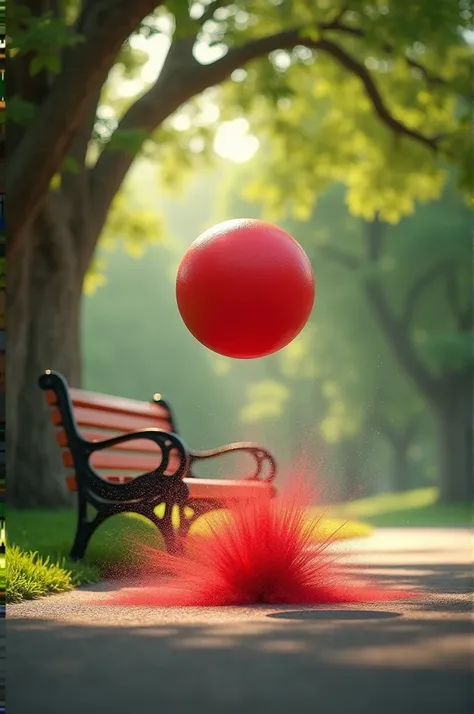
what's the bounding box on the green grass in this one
[327,487,473,528]
[6,546,93,604]
[0,554,5,594]
[3,511,100,603]
[7,510,162,603]
[8,505,372,603]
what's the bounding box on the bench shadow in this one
[267,609,402,621]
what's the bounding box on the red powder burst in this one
[99,477,413,608]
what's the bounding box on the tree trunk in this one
[361,220,472,505]
[376,423,413,493]
[8,206,84,507]
[391,438,411,492]
[435,386,473,503]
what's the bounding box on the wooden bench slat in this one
[65,475,273,501]
[51,406,172,432]
[68,388,169,419]
[66,475,79,492]
[186,478,272,501]
[46,388,169,420]
[62,448,182,472]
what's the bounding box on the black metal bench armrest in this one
[190,442,276,483]
[85,428,190,479]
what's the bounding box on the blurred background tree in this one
[8,0,471,506]
[217,166,472,503]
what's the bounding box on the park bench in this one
[39,370,277,560]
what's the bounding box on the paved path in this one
[8,529,473,714]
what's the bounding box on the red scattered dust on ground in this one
[98,474,414,608]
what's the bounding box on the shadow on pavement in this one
[7,562,473,714]
[348,563,473,614]
[267,609,402,621]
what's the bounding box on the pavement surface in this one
[7,528,473,714]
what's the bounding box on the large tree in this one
[325,212,471,504]
[8,0,470,505]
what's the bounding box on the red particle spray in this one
[100,476,413,608]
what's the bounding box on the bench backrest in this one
[43,374,183,490]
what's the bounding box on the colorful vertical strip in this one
[0,0,4,564]
[0,14,5,714]
[0,242,3,520]
[0,1,4,539]
[0,7,4,168]
[0,241,4,511]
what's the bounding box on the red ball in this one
[176,219,315,358]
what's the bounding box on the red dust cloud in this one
[98,473,414,608]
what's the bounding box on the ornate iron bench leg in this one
[69,502,109,561]
[70,516,97,561]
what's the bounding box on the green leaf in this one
[43,54,61,74]
[83,258,108,296]
[101,189,165,255]
[106,129,150,155]
[7,97,36,125]
[299,26,321,42]
[29,56,44,76]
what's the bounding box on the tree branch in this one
[443,264,472,331]
[319,20,448,88]
[364,276,442,402]
[7,0,164,262]
[320,227,441,401]
[329,3,352,26]
[403,260,471,331]
[361,221,442,402]
[320,245,360,271]
[88,28,314,247]
[403,261,450,326]
[60,88,102,204]
[88,35,204,259]
[198,0,234,25]
[306,38,439,151]
[202,26,443,153]
[90,25,440,253]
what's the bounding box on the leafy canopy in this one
[9,0,471,241]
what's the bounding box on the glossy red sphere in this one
[176,219,315,359]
